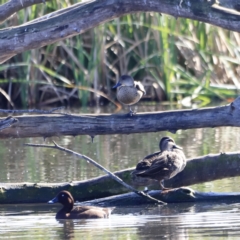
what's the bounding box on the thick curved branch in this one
[1,97,240,138]
[1,0,240,63]
[0,0,50,24]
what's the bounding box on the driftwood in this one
[1,97,240,138]
[1,0,240,63]
[0,151,240,204]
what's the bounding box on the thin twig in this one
[24,141,166,205]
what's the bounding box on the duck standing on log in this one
[48,190,114,219]
[112,75,146,116]
[132,137,186,190]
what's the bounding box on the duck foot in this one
[128,107,136,116]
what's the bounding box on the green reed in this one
[0,0,240,108]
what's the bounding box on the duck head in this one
[48,190,74,212]
[112,75,134,88]
[159,137,183,151]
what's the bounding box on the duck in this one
[48,190,114,219]
[132,137,186,190]
[112,75,146,115]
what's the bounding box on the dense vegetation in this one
[0,1,239,109]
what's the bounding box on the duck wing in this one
[135,152,181,180]
[72,206,94,214]
[72,206,114,218]
[135,151,162,171]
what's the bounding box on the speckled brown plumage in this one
[132,137,186,189]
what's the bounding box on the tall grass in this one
[0,0,240,108]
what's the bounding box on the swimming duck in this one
[48,190,114,219]
[132,137,186,190]
[112,75,146,115]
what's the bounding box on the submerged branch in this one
[82,187,240,207]
[24,141,166,204]
[1,97,240,138]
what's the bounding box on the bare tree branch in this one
[0,0,50,24]
[24,141,166,204]
[1,0,240,63]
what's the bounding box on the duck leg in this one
[128,106,135,116]
[160,180,171,190]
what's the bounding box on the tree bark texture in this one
[0,151,240,204]
[1,97,240,139]
[1,0,240,63]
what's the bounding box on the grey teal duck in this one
[112,75,145,115]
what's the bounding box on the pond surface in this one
[1,104,240,239]
[1,202,240,239]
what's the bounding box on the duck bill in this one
[174,144,183,150]
[112,82,121,89]
[48,196,59,204]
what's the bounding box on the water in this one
[1,203,240,239]
[1,104,240,238]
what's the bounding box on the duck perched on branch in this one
[112,75,145,116]
[132,137,186,190]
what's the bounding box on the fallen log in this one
[0,151,240,204]
[1,97,240,138]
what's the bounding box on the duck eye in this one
[62,194,65,197]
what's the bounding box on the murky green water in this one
[1,104,240,239]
